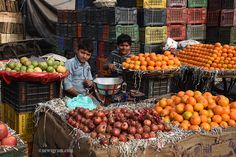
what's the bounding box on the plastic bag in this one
[163,38,178,51]
[178,40,201,49]
[66,94,97,110]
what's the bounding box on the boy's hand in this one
[108,64,116,71]
[84,80,93,87]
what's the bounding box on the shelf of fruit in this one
[0,122,26,155]
[154,90,236,131]
[122,52,181,76]
[177,43,236,77]
[0,56,69,83]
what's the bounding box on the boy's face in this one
[76,49,91,63]
[118,42,131,55]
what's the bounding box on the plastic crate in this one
[140,43,162,53]
[114,7,137,25]
[221,0,236,9]
[167,8,187,24]
[94,8,113,24]
[131,42,141,55]
[76,9,87,23]
[64,37,73,51]
[76,0,93,9]
[117,0,136,7]
[187,8,207,24]
[138,9,166,26]
[167,24,186,41]
[137,0,167,8]
[2,103,33,142]
[98,41,117,57]
[56,24,68,37]
[86,25,98,40]
[1,81,62,110]
[124,73,173,98]
[167,0,187,7]
[219,27,236,44]
[207,10,221,26]
[220,9,236,27]
[187,0,207,8]
[77,23,86,38]
[187,24,206,40]
[116,25,139,42]
[56,37,65,52]
[57,10,77,24]
[95,25,116,42]
[206,27,220,43]
[140,26,167,44]
[208,0,222,10]
[67,24,77,38]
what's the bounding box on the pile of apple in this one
[0,122,17,147]
[66,107,171,145]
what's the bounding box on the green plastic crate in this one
[116,24,139,42]
[188,0,207,8]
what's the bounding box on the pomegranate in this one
[127,134,135,140]
[136,127,144,134]
[151,124,159,132]
[85,112,94,119]
[1,136,17,146]
[144,119,152,126]
[106,125,113,133]
[100,138,109,145]
[90,132,97,139]
[88,121,95,130]
[157,124,164,131]
[142,133,150,139]
[143,126,151,133]
[96,124,107,134]
[111,128,121,137]
[93,117,102,125]
[121,122,129,130]
[0,123,8,140]
[114,122,122,128]
[149,132,156,138]
[95,111,105,118]
[128,126,136,135]
[134,134,142,139]
[110,136,119,144]
[119,134,127,142]
[76,115,82,122]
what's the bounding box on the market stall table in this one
[32,98,236,157]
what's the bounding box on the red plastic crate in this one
[207,10,221,26]
[98,41,105,57]
[187,8,207,24]
[167,0,187,7]
[167,24,186,41]
[102,25,109,41]
[220,9,236,27]
[167,8,187,24]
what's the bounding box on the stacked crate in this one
[219,0,236,44]
[206,0,221,43]
[0,0,24,43]
[206,0,236,45]
[1,81,62,142]
[137,0,167,53]
[166,0,187,42]
[186,0,207,42]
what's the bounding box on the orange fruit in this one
[170,111,177,119]
[173,96,182,105]
[186,97,197,106]
[174,114,184,123]
[161,109,170,116]
[176,103,185,114]
[196,96,208,107]
[181,95,189,103]
[182,111,193,120]
[189,125,200,130]
[222,107,230,114]
[200,122,211,131]
[185,90,194,97]
[180,122,189,130]
[177,91,185,97]
[199,110,209,116]
[220,121,228,128]
[159,98,167,108]
[190,115,201,125]
[166,99,174,106]
[216,95,229,107]
[230,102,236,109]
[213,106,224,115]
[147,66,154,71]
[203,92,213,99]
[221,114,230,122]
[208,109,214,118]
[194,91,202,97]
[230,111,236,120]
[210,122,219,128]
[228,119,236,126]
[194,103,204,112]
[155,106,163,114]
[200,115,208,123]
[208,102,217,109]
[164,51,171,56]
[212,115,222,123]
[172,121,180,126]
[184,104,194,112]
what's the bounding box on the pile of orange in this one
[154,90,236,131]
[177,43,236,70]
[122,51,181,71]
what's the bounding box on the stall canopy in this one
[26,0,75,45]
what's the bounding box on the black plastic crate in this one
[1,81,62,109]
[140,43,163,53]
[138,9,166,26]
[208,0,222,10]
[76,9,87,23]
[57,10,77,24]
[113,7,137,25]
[85,25,98,40]
[67,24,77,38]
[206,26,220,43]
[219,27,236,44]
[124,72,173,98]
[56,24,68,37]
[221,0,236,9]
[117,0,136,7]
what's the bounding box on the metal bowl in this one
[94,77,123,95]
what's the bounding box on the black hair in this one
[117,34,132,46]
[77,38,94,54]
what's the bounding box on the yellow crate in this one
[140,26,167,44]
[0,103,4,121]
[4,104,34,142]
[137,0,166,8]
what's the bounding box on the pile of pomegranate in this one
[0,122,17,147]
[66,107,171,145]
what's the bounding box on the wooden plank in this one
[0,33,24,43]
[0,12,22,23]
